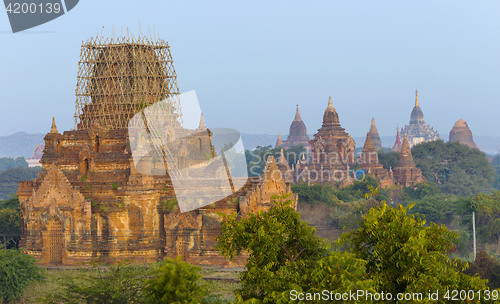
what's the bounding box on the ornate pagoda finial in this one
[327,96,334,111]
[415,89,419,107]
[198,113,206,129]
[294,104,302,121]
[50,117,58,134]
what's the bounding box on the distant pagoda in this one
[449,119,479,150]
[400,90,440,148]
[369,118,382,149]
[281,105,310,149]
[293,96,356,184]
[392,126,402,152]
[392,134,426,186]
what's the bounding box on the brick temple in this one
[286,96,425,188]
[17,35,296,266]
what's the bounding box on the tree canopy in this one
[412,140,495,196]
[0,166,41,199]
[245,145,306,177]
[0,157,28,172]
[216,192,490,303]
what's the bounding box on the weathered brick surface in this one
[18,125,294,266]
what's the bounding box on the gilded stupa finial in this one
[50,117,58,134]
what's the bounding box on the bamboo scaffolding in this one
[74,35,181,131]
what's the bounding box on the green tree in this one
[455,191,500,253]
[337,175,389,203]
[404,194,454,226]
[0,157,28,172]
[339,190,488,302]
[0,194,20,210]
[377,150,400,171]
[465,251,500,289]
[0,208,21,248]
[491,155,500,190]
[291,183,338,206]
[411,140,495,196]
[143,256,206,304]
[404,182,441,200]
[246,145,306,177]
[0,166,41,199]
[0,249,45,303]
[216,193,332,302]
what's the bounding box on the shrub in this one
[0,249,45,303]
[40,260,152,304]
[143,256,206,304]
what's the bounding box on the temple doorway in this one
[46,218,63,265]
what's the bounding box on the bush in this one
[144,256,206,304]
[464,251,500,289]
[0,249,45,303]
[40,260,152,304]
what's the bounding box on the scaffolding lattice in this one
[74,35,181,130]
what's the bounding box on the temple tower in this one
[293,96,356,184]
[392,134,426,186]
[359,132,393,188]
[400,90,440,148]
[282,105,309,148]
[392,126,402,152]
[18,33,295,266]
[369,118,382,149]
[275,134,283,148]
[449,119,479,150]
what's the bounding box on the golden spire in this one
[327,96,334,111]
[415,90,419,107]
[293,105,302,121]
[50,117,58,133]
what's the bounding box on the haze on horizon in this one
[0,0,499,139]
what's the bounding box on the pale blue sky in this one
[1,0,499,140]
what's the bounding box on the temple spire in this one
[198,113,206,129]
[415,90,419,107]
[362,132,376,153]
[293,105,302,121]
[50,117,58,134]
[392,126,402,152]
[277,148,287,164]
[369,118,382,149]
[327,96,335,111]
[275,133,283,148]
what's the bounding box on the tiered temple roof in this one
[293,96,356,184]
[281,105,310,149]
[359,132,393,187]
[392,134,426,186]
[400,90,440,148]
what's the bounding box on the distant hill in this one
[0,132,44,158]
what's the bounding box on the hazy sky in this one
[1,1,499,140]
